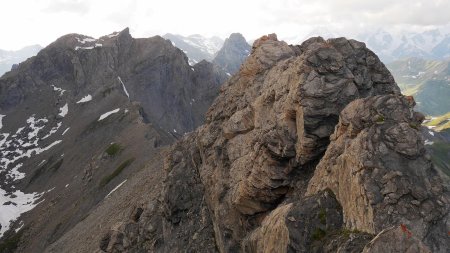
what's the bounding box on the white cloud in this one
[1,0,449,50]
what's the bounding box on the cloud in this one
[1,0,450,50]
[43,0,90,15]
[261,0,450,27]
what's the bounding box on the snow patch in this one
[75,46,94,50]
[36,140,62,154]
[7,163,25,181]
[51,85,65,96]
[107,32,119,38]
[42,122,62,140]
[106,180,127,198]
[62,127,70,135]
[76,94,92,103]
[0,188,43,237]
[15,222,24,232]
[38,160,46,166]
[1,115,62,175]
[117,76,130,99]
[98,108,120,121]
[0,114,5,129]
[424,139,434,145]
[77,37,96,44]
[429,131,435,136]
[58,103,68,117]
[188,58,198,66]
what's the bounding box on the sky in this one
[1,0,450,50]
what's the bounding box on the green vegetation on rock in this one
[425,112,450,131]
[0,230,24,253]
[387,57,450,116]
[99,158,135,187]
[312,228,327,241]
[105,143,123,156]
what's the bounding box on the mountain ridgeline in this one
[91,34,449,253]
[0,30,448,253]
[0,28,232,252]
[387,57,450,116]
[163,33,251,76]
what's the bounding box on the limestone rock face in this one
[98,34,448,253]
[306,95,449,251]
[242,191,344,253]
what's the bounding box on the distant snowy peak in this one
[357,29,450,62]
[184,34,223,56]
[163,33,224,64]
[295,27,450,63]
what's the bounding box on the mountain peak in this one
[213,33,251,75]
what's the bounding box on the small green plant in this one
[105,143,123,156]
[312,228,326,241]
[376,115,385,123]
[0,230,24,253]
[339,228,362,239]
[99,158,135,187]
[409,123,419,130]
[318,208,327,225]
[102,87,115,97]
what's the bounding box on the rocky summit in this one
[87,34,448,252]
[0,31,449,253]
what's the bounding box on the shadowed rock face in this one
[307,95,449,251]
[0,28,228,252]
[213,33,251,75]
[0,28,228,134]
[97,34,448,253]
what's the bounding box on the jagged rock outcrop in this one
[97,34,448,253]
[213,33,251,75]
[306,95,449,251]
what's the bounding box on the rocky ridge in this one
[96,34,449,252]
[0,28,227,252]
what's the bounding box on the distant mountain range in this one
[387,57,450,181]
[387,57,450,116]
[0,45,42,76]
[5,28,450,78]
[298,27,450,63]
[164,33,251,75]
[162,34,224,65]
